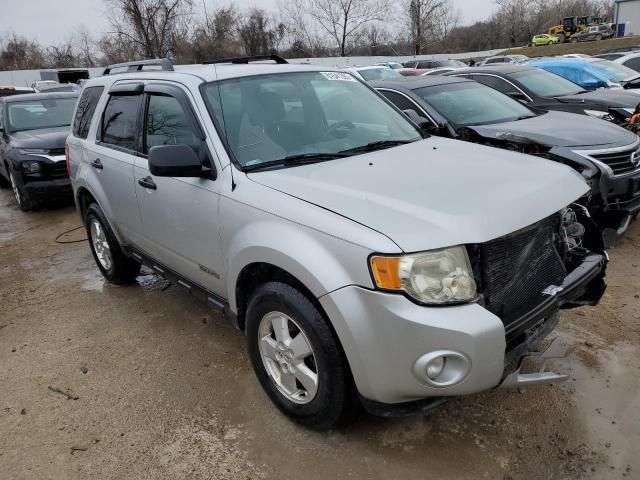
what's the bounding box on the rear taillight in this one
[65,144,71,176]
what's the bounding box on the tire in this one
[8,169,36,211]
[84,202,141,284]
[245,281,356,430]
[595,34,603,41]
[571,37,579,43]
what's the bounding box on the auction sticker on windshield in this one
[320,72,357,81]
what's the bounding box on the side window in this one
[471,75,514,95]
[101,95,141,150]
[73,86,104,139]
[624,57,640,72]
[144,92,211,168]
[379,90,425,116]
[145,94,200,152]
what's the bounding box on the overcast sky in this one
[5,0,497,46]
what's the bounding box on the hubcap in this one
[90,218,112,271]
[258,311,318,404]
[9,172,21,206]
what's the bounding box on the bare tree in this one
[105,0,193,58]
[305,0,390,56]
[0,34,47,70]
[403,0,445,55]
[238,8,285,56]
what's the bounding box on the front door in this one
[133,84,224,295]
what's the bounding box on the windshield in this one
[358,68,402,81]
[203,71,421,169]
[511,55,529,63]
[414,82,535,126]
[511,69,585,97]
[385,62,402,69]
[592,59,639,81]
[6,97,77,132]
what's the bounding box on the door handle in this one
[91,158,103,170]
[138,176,157,190]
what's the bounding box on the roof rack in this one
[103,58,174,75]
[203,54,288,65]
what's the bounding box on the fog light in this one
[426,356,445,380]
[413,350,470,387]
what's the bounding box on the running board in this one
[500,337,572,389]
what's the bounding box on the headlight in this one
[370,246,477,305]
[17,148,49,155]
[584,109,611,119]
[21,160,42,173]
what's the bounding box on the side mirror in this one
[148,144,204,178]
[506,91,528,102]
[402,108,433,130]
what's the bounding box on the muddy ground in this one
[0,188,638,480]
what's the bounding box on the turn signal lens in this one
[65,144,71,176]
[370,256,401,290]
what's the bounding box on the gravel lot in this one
[0,189,639,480]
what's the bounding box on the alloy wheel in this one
[258,311,319,404]
[90,218,113,271]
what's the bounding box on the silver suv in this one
[67,56,607,430]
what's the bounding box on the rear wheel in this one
[571,37,579,43]
[246,282,356,430]
[595,34,603,41]
[85,203,140,284]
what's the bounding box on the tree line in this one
[0,0,614,71]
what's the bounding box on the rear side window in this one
[101,95,141,150]
[471,75,514,95]
[73,86,104,139]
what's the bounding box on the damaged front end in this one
[461,127,640,246]
[468,204,607,387]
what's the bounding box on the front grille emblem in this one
[631,151,640,168]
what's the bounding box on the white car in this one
[344,65,403,82]
[594,51,640,73]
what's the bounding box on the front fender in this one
[225,220,377,314]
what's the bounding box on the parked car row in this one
[0,54,633,431]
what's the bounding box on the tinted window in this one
[379,90,424,114]
[101,95,140,150]
[73,86,104,139]
[203,72,420,168]
[471,75,514,94]
[145,94,200,152]
[417,61,434,69]
[624,57,640,72]
[414,82,534,126]
[6,97,77,132]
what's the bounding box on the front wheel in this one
[571,37,579,43]
[595,34,603,41]
[85,203,140,284]
[246,282,356,430]
[9,170,36,211]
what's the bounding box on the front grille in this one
[48,147,66,156]
[45,161,68,179]
[590,147,640,176]
[472,216,567,342]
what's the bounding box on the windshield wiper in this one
[338,139,416,155]
[243,152,351,172]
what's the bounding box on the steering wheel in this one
[321,121,355,141]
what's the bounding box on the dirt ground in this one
[500,35,640,58]
[0,189,639,480]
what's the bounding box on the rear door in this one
[133,83,224,294]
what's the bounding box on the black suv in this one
[0,92,78,210]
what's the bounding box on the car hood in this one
[556,89,640,108]
[468,110,636,148]
[8,126,70,150]
[248,137,588,252]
